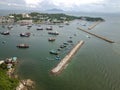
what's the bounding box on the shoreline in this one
[0,58,35,90]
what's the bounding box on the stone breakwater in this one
[88,21,101,30]
[77,27,114,43]
[51,40,84,75]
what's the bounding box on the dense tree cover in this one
[30,12,78,21]
[0,67,19,90]
[79,16,105,21]
[9,12,104,23]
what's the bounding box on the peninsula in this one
[0,12,104,25]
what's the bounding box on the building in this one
[17,20,33,25]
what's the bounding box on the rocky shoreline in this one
[16,79,35,90]
[0,57,35,90]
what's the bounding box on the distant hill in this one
[46,8,64,12]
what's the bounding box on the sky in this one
[0,0,120,13]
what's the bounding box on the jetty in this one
[77,27,114,43]
[51,40,84,75]
[88,21,101,30]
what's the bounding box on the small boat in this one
[20,32,31,37]
[48,38,55,41]
[86,35,90,38]
[1,31,10,35]
[37,27,43,30]
[59,25,64,28]
[63,42,69,45]
[48,31,59,35]
[7,25,13,29]
[67,40,73,43]
[27,25,32,27]
[16,44,29,48]
[57,48,61,51]
[55,56,61,60]
[49,50,59,55]
[60,45,66,48]
[46,26,52,30]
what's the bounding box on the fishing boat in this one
[20,32,31,37]
[55,56,61,60]
[48,38,56,41]
[59,25,64,28]
[27,25,32,27]
[86,35,91,38]
[37,27,43,30]
[67,40,73,43]
[60,45,66,48]
[46,26,52,30]
[63,42,69,45]
[48,31,59,35]
[16,44,29,48]
[1,31,10,35]
[49,50,59,55]
[7,25,13,29]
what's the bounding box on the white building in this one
[22,13,31,18]
[17,20,33,25]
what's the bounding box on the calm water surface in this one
[0,13,120,90]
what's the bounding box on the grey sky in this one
[0,0,120,13]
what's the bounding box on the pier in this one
[88,21,101,30]
[51,40,84,75]
[77,27,114,43]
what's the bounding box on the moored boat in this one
[46,26,52,30]
[48,31,59,35]
[16,44,29,48]
[7,25,13,29]
[20,32,31,37]
[1,31,10,35]
[67,40,73,43]
[48,38,55,41]
[27,25,32,27]
[49,50,59,55]
[37,27,43,30]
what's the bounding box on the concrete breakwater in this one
[51,40,84,75]
[77,27,114,43]
[88,21,101,30]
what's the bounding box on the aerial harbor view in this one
[0,0,120,90]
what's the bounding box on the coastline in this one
[0,58,35,90]
[16,79,35,90]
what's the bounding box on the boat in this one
[16,44,29,48]
[55,56,61,60]
[60,45,66,48]
[49,50,59,55]
[7,25,13,29]
[63,42,69,45]
[37,27,43,30]
[48,31,59,35]
[46,26,52,30]
[67,40,73,43]
[27,25,32,27]
[86,35,90,38]
[1,31,10,35]
[59,25,64,28]
[20,32,31,37]
[48,38,55,41]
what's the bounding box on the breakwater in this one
[88,21,101,30]
[77,27,114,43]
[51,40,84,75]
